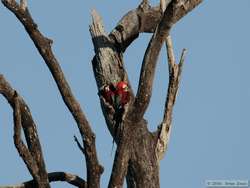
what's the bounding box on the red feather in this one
[115,81,130,108]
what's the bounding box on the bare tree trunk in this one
[1,0,203,187]
[90,1,202,187]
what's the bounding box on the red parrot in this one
[100,84,116,106]
[111,81,130,152]
[114,81,130,109]
[100,81,130,153]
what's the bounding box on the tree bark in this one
[0,172,87,188]
[1,0,103,187]
[0,75,50,188]
[1,0,203,187]
[90,1,202,187]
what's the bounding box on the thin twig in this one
[74,135,85,154]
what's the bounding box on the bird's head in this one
[116,81,128,92]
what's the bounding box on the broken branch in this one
[13,92,40,183]
[130,0,202,122]
[0,75,50,188]
[156,36,187,161]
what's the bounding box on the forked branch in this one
[1,1,103,187]
[109,0,201,53]
[13,92,40,184]
[156,36,187,161]
[131,0,202,122]
[0,75,50,188]
[0,75,87,188]
[1,0,202,187]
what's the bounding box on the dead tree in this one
[0,0,202,187]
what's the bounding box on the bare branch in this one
[109,6,161,52]
[0,75,50,188]
[130,0,202,122]
[108,132,130,188]
[74,135,85,155]
[1,0,203,187]
[160,0,167,13]
[90,0,200,136]
[109,0,201,54]
[0,172,87,188]
[178,48,186,79]
[89,2,201,187]
[156,36,187,161]
[20,0,27,11]
[166,35,175,70]
[13,92,40,182]
[1,1,103,187]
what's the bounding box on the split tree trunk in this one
[0,0,203,187]
[90,1,202,187]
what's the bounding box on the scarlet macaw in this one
[100,81,130,109]
[100,81,130,151]
[100,84,116,106]
[114,81,130,110]
[112,81,130,149]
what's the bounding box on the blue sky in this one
[0,0,249,187]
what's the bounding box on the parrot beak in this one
[124,86,128,92]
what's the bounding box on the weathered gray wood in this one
[1,0,203,187]
[1,0,103,187]
[90,9,134,138]
[155,36,187,161]
[131,0,202,122]
[0,172,87,188]
[90,9,160,188]
[90,1,202,188]
[0,75,50,188]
